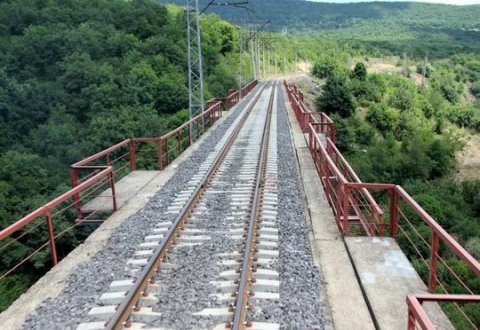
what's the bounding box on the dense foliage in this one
[0,0,241,311]
[164,0,480,58]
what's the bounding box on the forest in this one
[164,0,480,58]
[0,0,243,311]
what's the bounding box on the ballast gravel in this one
[149,101,267,329]
[21,86,261,330]
[249,85,330,329]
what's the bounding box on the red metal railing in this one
[284,81,336,142]
[0,168,115,271]
[284,80,480,329]
[224,80,257,111]
[407,294,480,330]
[0,80,257,287]
[307,125,384,236]
[226,89,240,110]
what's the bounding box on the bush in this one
[317,73,355,118]
[312,57,338,79]
[351,62,367,81]
[366,103,399,134]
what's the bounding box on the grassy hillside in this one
[161,0,480,57]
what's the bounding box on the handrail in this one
[327,139,383,217]
[71,140,131,168]
[310,124,348,184]
[160,100,222,139]
[285,80,479,328]
[407,294,480,330]
[0,167,115,265]
[0,167,114,240]
[396,186,480,275]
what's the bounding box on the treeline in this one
[0,0,241,311]
[312,52,480,327]
[163,0,480,58]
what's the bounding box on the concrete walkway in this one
[82,170,161,214]
[282,84,376,330]
[346,237,454,330]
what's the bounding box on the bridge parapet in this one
[285,80,479,329]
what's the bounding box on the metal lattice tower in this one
[187,0,205,136]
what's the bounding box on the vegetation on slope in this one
[312,50,480,327]
[0,0,241,311]
[163,0,480,58]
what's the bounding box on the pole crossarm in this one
[200,0,252,14]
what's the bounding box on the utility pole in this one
[250,35,257,80]
[187,0,204,141]
[262,47,266,79]
[256,38,260,79]
[238,28,243,98]
[186,0,251,138]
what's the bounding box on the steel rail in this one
[104,83,268,330]
[230,81,276,330]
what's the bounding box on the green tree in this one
[317,73,355,118]
[351,62,367,81]
[312,57,338,79]
[366,103,399,134]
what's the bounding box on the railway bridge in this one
[0,78,478,330]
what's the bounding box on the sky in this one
[307,0,480,4]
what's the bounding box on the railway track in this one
[78,81,280,330]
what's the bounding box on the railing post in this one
[335,185,343,231]
[389,188,400,238]
[343,185,351,235]
[407,308,416,330]
[157,139,163,170]
[129,140,137,171]
[325,161,331,198]
[70,169,83,220]
[45,209,58,266]
[196,120,200,140]
[165,138,170,166]
[177,130,182,153]
[308,127,313,151]
[429,232,440,293]
[108,171,118,211]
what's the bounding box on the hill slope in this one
[162,0,480,56]
[166,0,480,30]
